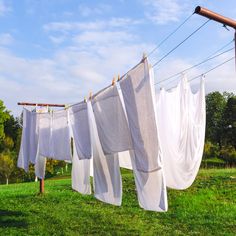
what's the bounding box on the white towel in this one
[69,102,91,160]
[88,101,122,206]
[156,77,206,189]
[92,85,132,155]
[71,141,91,195]
[119,58,162,172]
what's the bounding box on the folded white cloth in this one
[92,85,132,155]
[69,102,91,160]
[88,101,122,206]
[71,141,91,194]
[119,58,162,172]
[156,77,206,189]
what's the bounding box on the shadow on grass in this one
[0,210,27,228]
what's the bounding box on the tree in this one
[4,114,21,151]
[220,146,236,167]
[0,151,14,185]
[205,92,227,148]
[222,96,236,148]
[0,100,10,144]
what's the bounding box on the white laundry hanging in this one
[18,109,38,172]
[88,101,122,206]
[69,102,91,160]
[92,84,132,155]
[51,109,71,161]
[119,79,168,212]
[156,76,206,190]
[71,140,91,195]
[38,109,71,161]
[119,58,162,172]
[38,112,52,158]
[34,106,48,180]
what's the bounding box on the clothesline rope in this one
[166,56,235,91]
[147,12,194,57]
[188,56,235,82]
[154,47,234,86]
[152,19,211,68]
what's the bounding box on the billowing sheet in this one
[156,77,206,189]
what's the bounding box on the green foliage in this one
[0,100,10,143]
[222,96,236,148]
[0,169,235,235]
[203,141,220,159]
[205,92,226,146]
[220,146,236,167]
[0,151,14,185]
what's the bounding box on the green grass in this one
[0,169,235,236]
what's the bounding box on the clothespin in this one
[117,74,120,82]
[112,76,116,86]
[89,92,92,100]
[64,104,69,110]
[84,97,87,103]
[142,52,147,62]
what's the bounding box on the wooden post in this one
[195,6,236,68]
[39,179,44,194]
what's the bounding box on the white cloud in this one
[143,0,183,24]
[49,35,66,44]
[0,33,14,45]
[0,0,11,16]
[0,26,153,116]
[43,17,142,33]
[78,4,111,17]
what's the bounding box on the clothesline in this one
[154,47,234,86]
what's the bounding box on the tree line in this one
[0,91,235,184]
[203,91,236,167]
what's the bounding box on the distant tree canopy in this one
[204,92,236,166]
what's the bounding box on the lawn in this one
[0,168,235,236]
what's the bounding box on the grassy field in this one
[0,168,235,236]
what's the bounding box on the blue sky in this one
[0,0,235,115]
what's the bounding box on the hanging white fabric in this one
[156,76,206,190]
[119,58,162,172]
[71,141,91,195]
[118,151,133,170]
[51,109,71,161]
[119,75,168,212]
[34,106,48,179]
[18,109,31,172]
[69,102,91,160]
[38,112,52,158]
[92,84,132,155]
[88,101,122,206]
[18,109,39,171]
[35,154,46,180]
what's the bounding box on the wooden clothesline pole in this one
[17,102,66,194]
[17,102,65,107]
[194,6,236,69]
